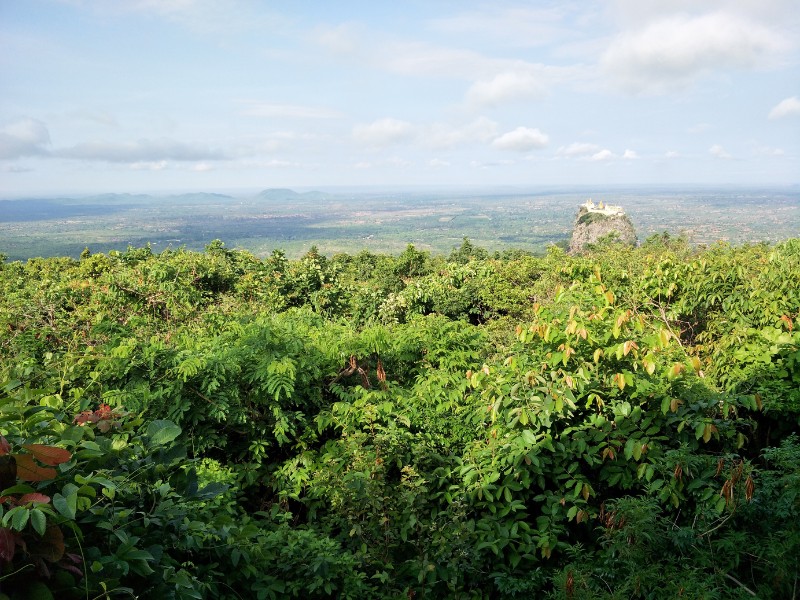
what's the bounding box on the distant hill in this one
[170,192,237,204]
[255,188,329,202]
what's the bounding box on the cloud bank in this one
[491,127,549,151]
[769,96,800,119]
[0,118,51,159]
[602,12,788,93]
[57,139,227,162]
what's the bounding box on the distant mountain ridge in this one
[255,188,329,202]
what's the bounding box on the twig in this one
[698,511,734,538]
[718,570,757,597]
[671,508,681,530]
[656,301,686,353]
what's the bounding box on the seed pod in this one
[745,475,755,502]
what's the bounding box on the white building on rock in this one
[582,199,625,216]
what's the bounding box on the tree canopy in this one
[0,237,798,598]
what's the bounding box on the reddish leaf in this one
[0,527,16,562]
[96,404,113,420]
[22,444,72,466]
[12,454,57,482]
[29,525,65,563]
[0,436,10,456]
[19,493,51,505]
[73,412,92,425]
[62,564,84,577]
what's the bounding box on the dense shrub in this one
[1,238,798,598]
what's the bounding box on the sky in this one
[1,0,799,196]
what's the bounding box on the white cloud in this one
[590,149,616,161]
[768,96,800,119]
[348,31,577,92]
[57,138,226,162]
[751,143,785,156]
[467,70,548,107]
[557,142,600,157]
[623,149,639,159]
[709,144,732,159]
[428,158,450,168]
[665,150,680,159]
[352,118,414,147]
[557,144,617,161]
[425,117,498,149]
[602,12,788,93]
[491,127,549,151]
[0,118,51,159]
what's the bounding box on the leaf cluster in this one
[0,236,798,598]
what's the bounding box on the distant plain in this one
[1,186,798,261]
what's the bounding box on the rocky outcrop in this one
[568,206,637,254]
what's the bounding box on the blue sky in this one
[1,0,799,196]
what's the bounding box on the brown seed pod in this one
[745,475,755,502]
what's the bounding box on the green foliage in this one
[0,239,798,598]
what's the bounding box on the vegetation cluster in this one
[0,234,798,599]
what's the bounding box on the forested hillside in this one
[1,236,798,599]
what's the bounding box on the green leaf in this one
[12,507,30,531]
[146,420,182,447]
[632,441,642,461]
[195,482,229,500]
[53,491,78,520]
[694,422,706,441]
[0,484,35,496]
[624,438,635,460]
[30,508,47,536]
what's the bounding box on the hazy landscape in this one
[2,2,799,598]
[2,186,797,260]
